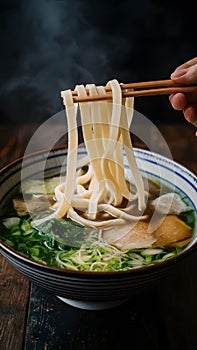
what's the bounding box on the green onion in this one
[0,216,185,272]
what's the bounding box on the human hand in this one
[169,57,197,127]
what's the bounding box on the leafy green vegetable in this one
[179,210,196,230]
[21,177,60,194]
[0,216,185,271]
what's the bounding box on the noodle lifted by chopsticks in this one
[33,79,147,228]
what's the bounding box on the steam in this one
[0,0,196,123]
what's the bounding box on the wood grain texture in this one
[0,124,38,350]
[25,284,167,350]
[0,258,30,350]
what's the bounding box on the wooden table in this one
[0,122,197,350]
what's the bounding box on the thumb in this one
[171,64,197,85]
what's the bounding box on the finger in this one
[171,64,197,85]
[169,93,187,110]
[184,105,197,124]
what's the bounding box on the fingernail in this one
[171,69,187,79]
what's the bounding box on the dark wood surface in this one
[0,122,197,350]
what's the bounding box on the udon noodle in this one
[33,79,147,228]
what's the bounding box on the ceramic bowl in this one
[0,147,197,310]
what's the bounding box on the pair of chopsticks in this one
[71,79,197,103]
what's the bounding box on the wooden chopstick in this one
[71,79,197,103]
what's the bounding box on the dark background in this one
[0,0,196,125]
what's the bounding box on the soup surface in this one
[0,175,195,272]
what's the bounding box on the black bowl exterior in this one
[0,147,197,303]
[0,241,186,302]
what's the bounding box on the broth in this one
[0,175,195,272]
